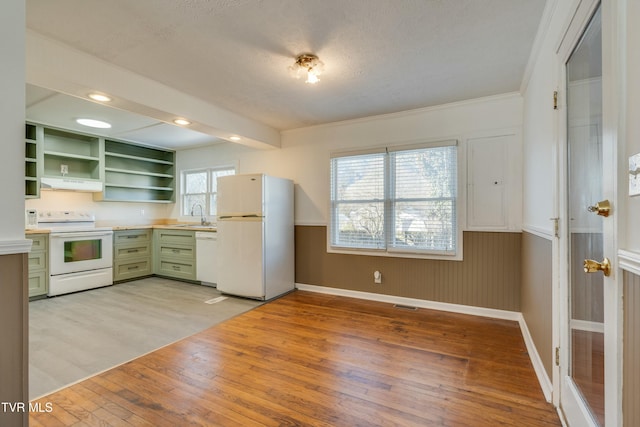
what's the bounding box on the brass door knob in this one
[587,200,611,217]
[583,258,611,277]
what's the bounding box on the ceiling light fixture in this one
[88,93,112,102]
[229,136,241,141]
[173,118,191,126]
[289,53,324,84]
[76,118,112,129]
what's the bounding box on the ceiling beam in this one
[26,30,281,150]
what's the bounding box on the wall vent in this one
[393,304,418,311]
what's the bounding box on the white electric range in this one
[37,211,113,296]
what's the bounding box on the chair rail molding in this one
[618,249,640,277]
[0,239,33,255]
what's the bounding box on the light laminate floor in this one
[29,277,262,399]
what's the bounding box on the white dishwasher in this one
[195,231,217,286]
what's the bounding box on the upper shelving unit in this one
[96,139,175,203]
[42,127,101,180]
[25,123,39,198]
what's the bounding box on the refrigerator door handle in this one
[219,215,233,219]
[242,214,261,218]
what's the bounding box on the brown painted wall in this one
[0,253,28,427]
[295,226,521,311]
[520,232,553,380]
[624,271,640,427]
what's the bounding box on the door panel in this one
[562,4,606,426]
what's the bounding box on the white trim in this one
[0,239,33,255]
[522,225,554,240]
[295,283,520,321]
[520,0,560,94]
[294,222,327,227]
[618,249,640,276]
[283,92,522,134]
[570,319,604,333]
[518,314,553,402]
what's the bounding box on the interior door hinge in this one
[553,91,558,110]
[555,347,560,366]
[550,217,559,238]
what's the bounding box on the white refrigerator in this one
[216,173,295,300]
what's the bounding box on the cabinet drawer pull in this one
[172,249,180,254]
[127,265,140,270]
[127,249,139,253]
[126,235,140,239]
[172,265,181,270]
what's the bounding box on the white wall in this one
[173,93,524,229]
[521,0,569,237]
[25,192,171,226]
[1,0,26,242]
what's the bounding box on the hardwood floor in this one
[30,291,560,426]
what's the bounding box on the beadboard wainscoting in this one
[520,231,554,401]
[0,252,29,427]
[623,268,640,427]
[295,226,521,311]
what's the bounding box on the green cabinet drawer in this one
[157,259,196,281]
[155,229,195,245]
[114,242,151,259]
[28,270,48,298]
[29,234,48,251]
[114,229,151,245]
[114,258,152,282]
[27,233,48,298]
[28,251,47,270]
[158,244,194,260]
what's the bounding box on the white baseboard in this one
[295,282,553,402]
[518,313,553,402]
[295,283,521,320]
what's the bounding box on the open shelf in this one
[99,139,175,203]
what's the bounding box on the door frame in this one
[553,0,624,425]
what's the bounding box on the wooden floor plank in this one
[31,290,560,426]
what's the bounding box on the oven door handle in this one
[50,231,113,239]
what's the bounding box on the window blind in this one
[330,141,458,255]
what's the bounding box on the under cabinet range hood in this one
[40,177,103,192]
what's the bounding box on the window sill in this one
[326,246,463,261]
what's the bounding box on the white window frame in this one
[328,140,462,260]
[181,165,235,220]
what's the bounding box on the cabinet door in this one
[467,135,514,229]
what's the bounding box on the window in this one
[330,141,458,257]
[182,166,235,217]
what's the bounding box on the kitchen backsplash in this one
[24,191,172,226]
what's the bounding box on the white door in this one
[557,2,620,425]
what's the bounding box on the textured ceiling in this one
[26,0,546,138]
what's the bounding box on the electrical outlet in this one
[60,164,69,175]
[374,270,382,284]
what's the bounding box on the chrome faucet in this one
[190,203,209,225]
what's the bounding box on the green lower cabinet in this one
[153,229,197,281]
[27,234,48,299]
[113,229,153,283]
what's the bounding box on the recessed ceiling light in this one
[229,136,241,141]
[173,118,191,126]
[76,118,112,129]
[88,93,112,102]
